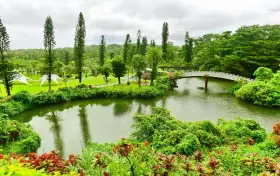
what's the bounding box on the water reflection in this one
[78,105,91,146]
[13,78,280,156]
[113,101,132,116]
[46,111,64,157]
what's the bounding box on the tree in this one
[147,47,163,85]
[0,18,14,96]
[140,36,148,56]
[151,39,156,47]
[187,38,193,63]
[132,54,146,86]
[54,60,64,77]
[162,22,169,62]
[137,30,141,54]
[109,52,114,60]
[123,34,131,64]
[99,61,112,83]
[254,67,274,82]
[43,16,56,92]
[74,12,86,83]
[111,57,126,84]
[185,32,193,63]
[64,51,70,65]
[127,45,136,85]
[99,35,106,66]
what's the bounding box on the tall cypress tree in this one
[140,36,148,56]
[123,34,131,64]
[64,51,70,65]
[0,18,14,96]
[99,35,106,66]
[43,16,56,92]
[185,31,193,63]
[151,39,156,47]
[137,30,141,54]
[185,31,189,62]
[187,38,193,63]
[161,22,169,62]
[74,12,86,83]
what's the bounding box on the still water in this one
[14,78,280,157]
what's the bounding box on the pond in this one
[14,78,280,157]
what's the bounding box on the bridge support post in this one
[204,74,209,90]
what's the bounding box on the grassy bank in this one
[0,75,120,96]
[0,76,171,118]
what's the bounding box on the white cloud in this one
[0,0,280,49]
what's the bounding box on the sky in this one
[1,0,280,49]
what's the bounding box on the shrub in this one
[0,155,79,175]
[0,101,25,117]
[273,122,280,135]
[176,134,201,155]
[12,91,31,104]
[235,67,280,107]
[0,118,41,154]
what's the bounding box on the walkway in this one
[181,71,254,82]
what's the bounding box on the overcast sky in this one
[1,0,280,49]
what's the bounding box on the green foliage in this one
[74,12,86,83]
[254,67,274,81]
[123,34,131,64]
[184,31,193,63]
[99,61,112,83]
[99,35,106,66]
[140,36,148,56]
[111,58,126,84]
[155,76,171,91]
[0,159,78,175]
[0,18,14,96]
[0,118,41,154]
[235,67,280,107]
[193,25,280,77]
[147,47,163,85]
[0,77,171,118]
[0,100,25,117]
[43,16,56,92]
[132,54,146,86]
[12,91,31,104]
[132,107,266,156]
[162,22,169,61]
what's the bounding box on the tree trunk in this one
[48,49,52,92]
[79,71,82,83]
[127,70,130,83]
[150,77,154,86]
[118,77,121,84]
[3,72,10,96]
[48,72,51,92]
[138,73,141,87]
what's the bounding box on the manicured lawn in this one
[0,75,120,96]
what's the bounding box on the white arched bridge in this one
[180,71,255,82]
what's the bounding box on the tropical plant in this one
[147,47,163,85]
[132,54,146,86]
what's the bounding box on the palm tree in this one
[132,54,146,86]
[146,47,163,85]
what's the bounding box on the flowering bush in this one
[1,151,79,175]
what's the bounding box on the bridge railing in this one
[182,71,254,82]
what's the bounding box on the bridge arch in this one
[178,71,254,82]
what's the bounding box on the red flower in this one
[144,141,150,146]
[0,154,4,159]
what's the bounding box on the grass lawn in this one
[0,75,120,96]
